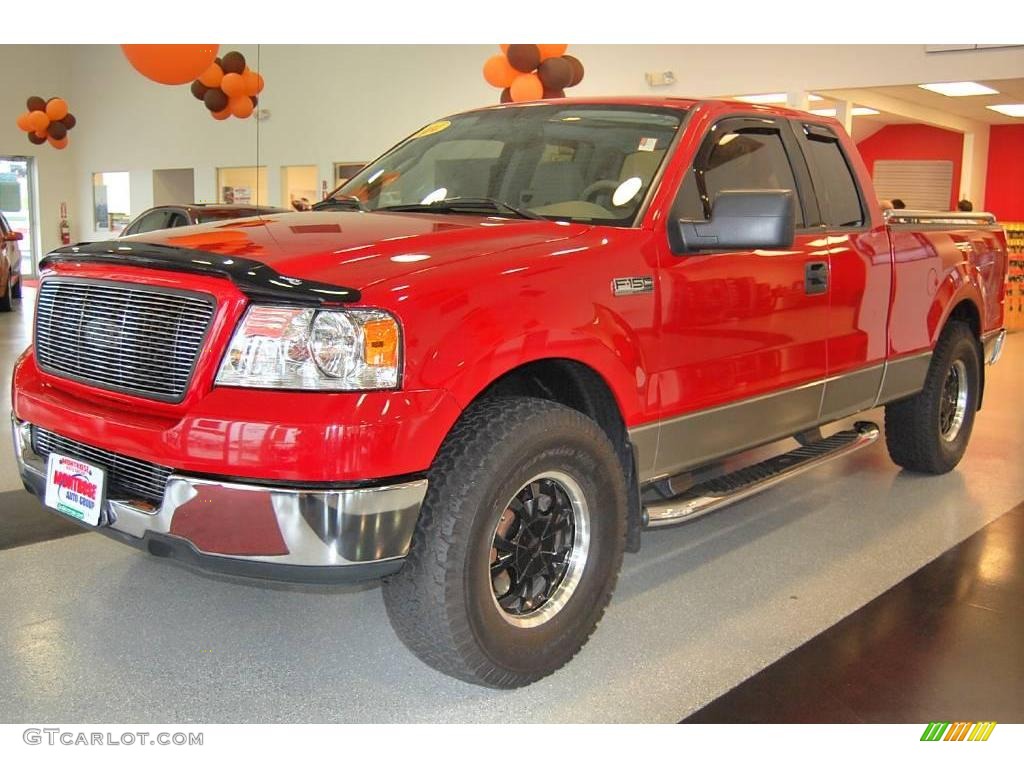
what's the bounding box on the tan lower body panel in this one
[631,351,932,484]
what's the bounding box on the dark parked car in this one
[121,204,286,237]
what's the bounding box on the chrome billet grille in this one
[32,427,171,505]
[35,278,216,403]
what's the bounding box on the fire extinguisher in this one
[59,202,70,245]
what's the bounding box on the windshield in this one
[324,104,684,226]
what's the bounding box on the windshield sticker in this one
[638,137,658,152]
[412,120,451,139]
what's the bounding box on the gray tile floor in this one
[1,290,1022,722]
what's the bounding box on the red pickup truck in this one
[11,97,1008,688]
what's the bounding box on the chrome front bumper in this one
[11,416,426,582]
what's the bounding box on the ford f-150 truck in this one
[11,97,1008,688]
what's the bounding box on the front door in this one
[648,116,832,480]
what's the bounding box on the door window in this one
[125,209,173,236]
[676,126,804,227]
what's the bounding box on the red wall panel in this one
[856,124,964,209]
[985,125,1024,221]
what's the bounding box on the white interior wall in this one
[0,45,77,259]
[5,43,1023,245]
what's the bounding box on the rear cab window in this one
[796,123,866,228]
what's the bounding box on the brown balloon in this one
[26,96,46,112]
[499,88,512,104]
[538,57,573,90]
[563,55,585,87]
[203,88,229,112]
[250,96,259,108]
[47,121,67,140]
[506,44,541,74]
[190,80,209,100]
[62,113,77,130]
[220,51,246,75]
[542,88,566,100]
[27,132,46,145]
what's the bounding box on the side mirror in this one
[671,189,795,254]
[4,231,23,242]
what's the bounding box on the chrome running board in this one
[643,421,880,528]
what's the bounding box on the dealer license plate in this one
[44,453,107,527]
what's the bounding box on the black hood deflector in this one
[42,241,361,305]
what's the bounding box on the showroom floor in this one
[1,287,1022,723]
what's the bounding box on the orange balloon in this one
[121,44,219,85]
[198,62,224,88]
[16,112,33,132]
[28,110,49,132]
[34,129,48,139]
[510,73,544,103]
[45,98,68,121]
[228,94,254,119]
[242,69,264,95]
[211,107,231,121]
[482,54,517,88]
[538,44,568,60]
[221,72,246,97]
[48,135,69,150]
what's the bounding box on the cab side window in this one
[126,210,173,235]
[802,130,864,227]
[676,126,804,227]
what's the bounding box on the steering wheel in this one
[580,179,621,204]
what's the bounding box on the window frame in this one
[789,121,869,232]
[671,114,823,236]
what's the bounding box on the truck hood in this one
[115,210,590,293]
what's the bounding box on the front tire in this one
[884,321,980,474]
[383,397,627,688]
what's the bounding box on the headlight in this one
[216,306,400,390]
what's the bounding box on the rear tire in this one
[383,397,627,688]
[884,321,980,474]
[11,278,21,300]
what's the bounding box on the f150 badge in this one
[612,276,654,296]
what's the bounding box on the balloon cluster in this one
[14,96,76,150]
[189,51,264,120]
[483,44,584,103]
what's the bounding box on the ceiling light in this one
[734,93,823,104]
[919,81,999,97]
[986,104,1024,117]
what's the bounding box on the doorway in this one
[0,156,38,278]
[281,165,318,211]
[153,168,195,206]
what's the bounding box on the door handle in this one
[805,261,828,295]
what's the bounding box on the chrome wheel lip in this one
[939,358,969,442]
[488,471,591,629]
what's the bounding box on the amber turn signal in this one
[363,319,400,368]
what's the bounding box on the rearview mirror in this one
[671,189,795,254]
